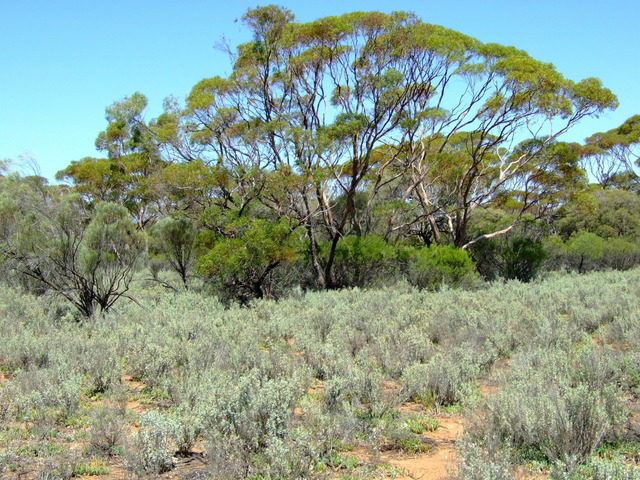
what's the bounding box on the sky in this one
[2,0,638,182]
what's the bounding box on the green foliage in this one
[328,452,360,471]
[579,114,640,188]
[56,151,167,228]
[600,237,640,270]
[403,244,479,290]
[405,415,440,434]
[501,236,548,281]
[79,202,146,308]
[0,173,145,316]
[150,216,198,289]
[179,5,618,285]
[43,5,630,294]
[560,188,640,239]
[546,228,640,273]
[468,211,548,282]
[320,235,397,288]
[95,92,152,158]
[197,216,302,302]
[472,233,547,282]
[495,140,588,219]
[393,436,432,454]
[74,460,110,476]
[567,232,605,272]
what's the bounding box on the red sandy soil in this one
[386,413,464,480]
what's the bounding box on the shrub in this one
[319,234,397,288]
[471,230,547,282]
[88,405,127,456]
[172,410,204,456]
[404,347,482,408]
[202,372,302,477]
[483,347,625,467]
[9,365,83,426]
[566,232,605,273]
[79,337,121,394]
[500,236,548,282]
[599,237,640,271]
[404,244,479,290]
[323,365,402,419]
[550,456,640,480]
[454,436,515,480]
[197,217,302,302]
[405,415,440,434]
[124,341,175,390]
[129,410,176,474]
[149,216,198,290]
[546,234,640,274]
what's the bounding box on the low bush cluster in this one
[0,269,637,478]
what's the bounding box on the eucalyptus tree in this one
[149,215,198,289]
[0,172,145,317]
[378,43,616,248]
[57,93,168,229]
[578,114,640,189]
[556,187,640,240]
[464,140,589,248]
[196,216,303,302]
[172,6,617,287]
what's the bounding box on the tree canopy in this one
[165,6,617,286]
[4,6,637,312]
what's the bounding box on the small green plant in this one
[75,459,110,475]
[330,453,360,471]
[397,436,432,454]
[405,415,440,434]
[17,441,67,457]
[421,416,441,432]
[405,417,425,434]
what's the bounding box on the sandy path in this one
[383,414,464,480]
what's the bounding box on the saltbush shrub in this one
[88,405,127,456]
[0,267,638,478]
[550,456,640,480]
[454,436,515,480]
[483,346,626,467]
[404,345,482,407]
[130,410,176,474]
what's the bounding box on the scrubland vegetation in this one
[0,268,638,479]
[2,4,640,479]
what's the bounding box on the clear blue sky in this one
[2,0,638,181]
